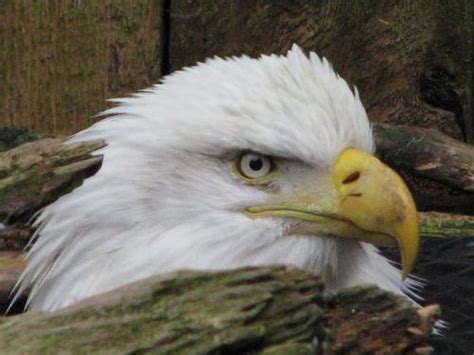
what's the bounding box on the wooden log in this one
[374,124,474,215]
[0,138,105,223]
[420,211,474,238]
[0,267,437,354]
[374,124,474,192]
[0,224,32,251]
[374,123,474,214]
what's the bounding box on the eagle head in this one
[16,45,420,311]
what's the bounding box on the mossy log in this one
[373,123,474,214]
[374,124,474,192]
[0,267,438,354]
[0,138,105,222]
[419,211,474,238]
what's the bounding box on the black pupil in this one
[249,158,263,171]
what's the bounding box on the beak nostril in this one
[343,171,360,184]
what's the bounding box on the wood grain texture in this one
[0,138,105,222]
[0,0,163,134]
[374,123,474,214]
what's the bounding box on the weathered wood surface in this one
[0,0,163,134]
[374,124,474,192]
[0,267,438,354]
[0,224,32,251]
[0,138,104,223]
[373,123,474,214]
[420,212,474,238]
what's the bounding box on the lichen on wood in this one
[420,211,474,238]
[0,138,105,222]
[373,123,474,214]
[0,267,436,354]
[373,124,474,192]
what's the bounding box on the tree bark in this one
[419,211,474,238]
[0,267,438,354]
[373,123,474,214]
[170,0,473,142]
[0,138,105,223]
[374,124,474,192]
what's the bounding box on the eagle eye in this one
[236,152,275,180]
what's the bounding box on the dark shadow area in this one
[382,237,474,354]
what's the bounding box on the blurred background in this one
[1,1,472,140]
[0,1,473,353]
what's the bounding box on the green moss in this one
[421,213,474,237]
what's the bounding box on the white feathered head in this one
[16,45,420,311]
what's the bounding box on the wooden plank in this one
[0,0,163,135]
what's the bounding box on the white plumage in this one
[15,45,419,311]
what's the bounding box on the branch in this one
[0,267,437,353]
[420,211,474,238]
[373,124,474,192]
[0,138,105,222]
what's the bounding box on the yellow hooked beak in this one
[245,148,420,279]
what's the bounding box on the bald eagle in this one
[15,45,421,311]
